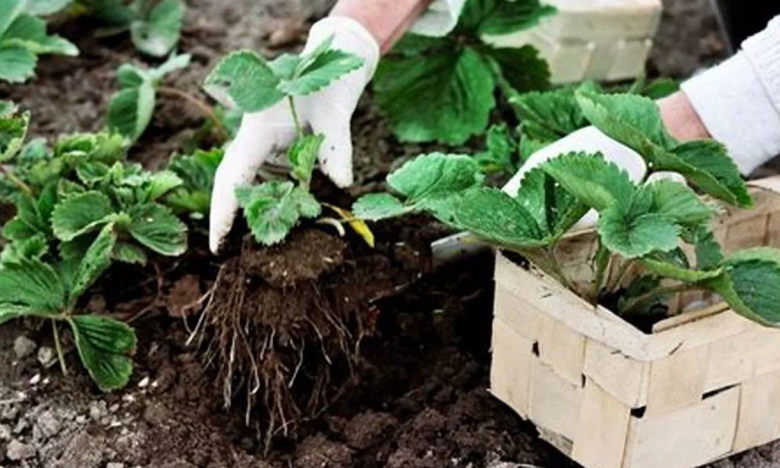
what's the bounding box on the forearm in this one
[331,0,435,54]
[658,92,710,142]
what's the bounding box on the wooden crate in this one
[490,177,780,468]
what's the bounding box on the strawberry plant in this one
[0,0,78,83]
[202,36,366,246]
[373,0,555,145]
[0,101,194,390]
[355,87,780,327]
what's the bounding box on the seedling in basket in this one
[355,87,780,327]
[203,37,369,246]
[0,101,196,391]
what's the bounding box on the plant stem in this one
[288,96,304,139]
[0,165,32,195]
[157,86,228,140]
[609,258,635,293]
[52,321,68,377]
[621,283,699,315]
[590,243,610,303]
[546,247,576,294]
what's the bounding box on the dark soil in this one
[2,1,779,468]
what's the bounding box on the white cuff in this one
[307,16,381,84]
[681,52,780,176]
[743,17,780,116]
[410,0,466,37]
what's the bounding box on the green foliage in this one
[107,53,191,142]
[163,148,223,218]
[78,0,185,57]
[373,0,554,144]
[0,0,78,83]
[205,39,366,247]
[474,124,520,174]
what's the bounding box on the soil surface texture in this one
[3,1,779,468]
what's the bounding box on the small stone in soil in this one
[6,439,36,460]
[13,336,36,359]
[0,424,10,441]
[106,463,125,468]
[89,401,107,421]
[34,410,61,439]
[37,346,57,368]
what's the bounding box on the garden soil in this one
[2,1,779,467]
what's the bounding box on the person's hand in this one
[209,17,380,253]
[503,126,684,231]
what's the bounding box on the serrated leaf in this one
[147,170,183,200]
[475,123,518,174]
[352,193,411,221]
[691,227,724,270]
[127,203,187,256]
[76,161,111,186]
[0,233,48,264]
[459,0,556,35]
[0,257,66,311]
[288,133,324,186]
[669,140,752,207]
[453,187,546,248]
[0,106,29,162]
[269,53,301,80]
[374,46,495,144]
[203,50,284,112]
[599,206,679,259]
[0,303,52,324]
[164,148,222,215]
[70,224,116,301]
[107,81,156,142]
[68,315,136,392]
[130,0,184,57]
[236,181,321,246]
[642,78,680,100]
[3,14,78,56]
[112,241,148,265]
[514,167,589,238]
[483,45,550,94]
[0,46,38,83]
[510,87,587,139]
[278,49,365,96]
[644,180,716,228]
[51,191,116,241]
[24,0,73,16]
[0,0,25,37]
[541,152,636,212]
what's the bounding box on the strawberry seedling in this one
[203,37,365,246]
[355,87,780,327]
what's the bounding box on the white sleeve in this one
[409,0,466,37]
[681,16,780,175]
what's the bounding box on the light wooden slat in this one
[493,283,545,342]
[646,346,709,416]
[572,379,632,468]
[490,318,534,419]
[583,339,650,409]
[724,215,770,252]
[622,387,740,468]
[538,316,587,386]
[734,369,780,452]
[529,357,584,441]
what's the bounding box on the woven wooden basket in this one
[490,176,780,468]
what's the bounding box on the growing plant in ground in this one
[0,101,195,390]
[0,0,78,83]
[354,87,780,327]
[373,0,555,145]
[202,36,367,246]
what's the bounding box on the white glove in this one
[209,16,380,253]
[502,126,679,231]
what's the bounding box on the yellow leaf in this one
[323,203,375,248]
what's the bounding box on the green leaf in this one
[691,227,724,270]
[599,207,679,259]
[112,241,148,265]
[453,187,546,248]
[127,203,187,256]
[288,133,324,186]
[76,161,111,186]
[279,48,365,96]
[352,193,411,221]
[51,191,116,241]
[374,46,495,144]
[130,0,184,57]
[669,140,752,208]
[23,0,73,16]
[69,224,116,300]
[0,0,25,37]
[641,258,723,283]
[514,167,589,238]
[147,170,183,200]
[236,181,321,246]
[164,148,222,215]
[459,0,556,35]
[0,106,29,162]
[0,258,66,311]
[642,78,680,100]
[3,14,78,56]
[203,50,284,112]
[510,87,587,139]
[269,53,301,80]
[705,250,780,326]
[644,180,716,228]
[483,45,550,95]
[107,81,156,142]
[68,315,136,392]
[474,123,518,174]
[0,234,48,264]
[0,46,37,83]
[541,152,636,212]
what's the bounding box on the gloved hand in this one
[502,126,683,231]
[209,16,380,253]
